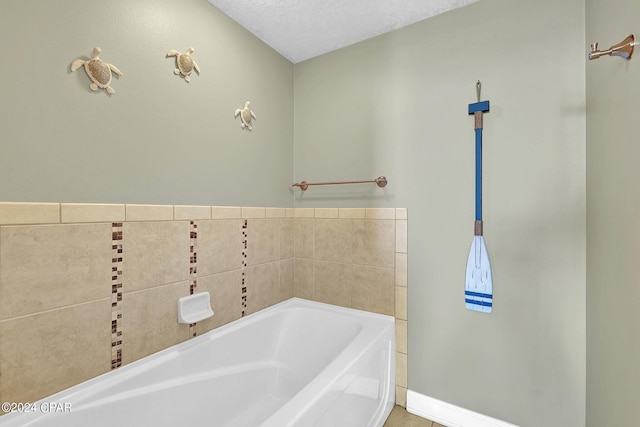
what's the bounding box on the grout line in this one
[245,258,293,267]
[0,297,112,323]
[194,269,244,280]
[122,280,194,296]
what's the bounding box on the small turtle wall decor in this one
[234,101,256,130]
[167,47,200,82]
[70,47,122,94]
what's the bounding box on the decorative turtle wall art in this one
[167,47,200,82]
[234,101,256,130]
[70,47,122,94]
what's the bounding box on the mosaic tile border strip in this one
[241,219,248,317]
[189,221,199,337]
[111,222,124,369]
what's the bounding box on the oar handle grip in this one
[475,220,483,236]
[474,111,483,129]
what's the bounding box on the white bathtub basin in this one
[1,298,395,427]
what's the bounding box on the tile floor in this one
[384,405,445,427]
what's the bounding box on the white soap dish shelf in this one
[177,292,214,324]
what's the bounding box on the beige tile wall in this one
[122,281,191,364]
[1,223,112,318]
[0,299,112,405]
[122,221,190,292]
[0,203,407,411]
[292,207,409,407]
[196,270,243,332]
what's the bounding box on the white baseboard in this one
[406,390,520,427]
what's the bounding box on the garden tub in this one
[0,298,395,427]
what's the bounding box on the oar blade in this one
[465,236,493,313]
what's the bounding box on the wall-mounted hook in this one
[589,34,635,60]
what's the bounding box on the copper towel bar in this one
[292,176,387,191]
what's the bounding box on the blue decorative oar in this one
[465,81,493,313]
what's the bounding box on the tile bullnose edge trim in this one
[61,203,126,223]
[211,206,242,219]
[338,208,365,219]
[0,202,61,225]
[265,207,287,218]
[293,208,314,218]
[174,205,212,221]
[242,207,266,219]
[365,208,396,220]
[125,204,174,222]
[406,390,521,427]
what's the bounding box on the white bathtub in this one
[1,298,395,427]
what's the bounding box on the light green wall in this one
[586,0,640,425]
[0,0,293,206]
[294,1,586,426]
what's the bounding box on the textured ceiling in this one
[208,0,479,63]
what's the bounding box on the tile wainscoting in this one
[0,203,408,411]
[292,207,409,406]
